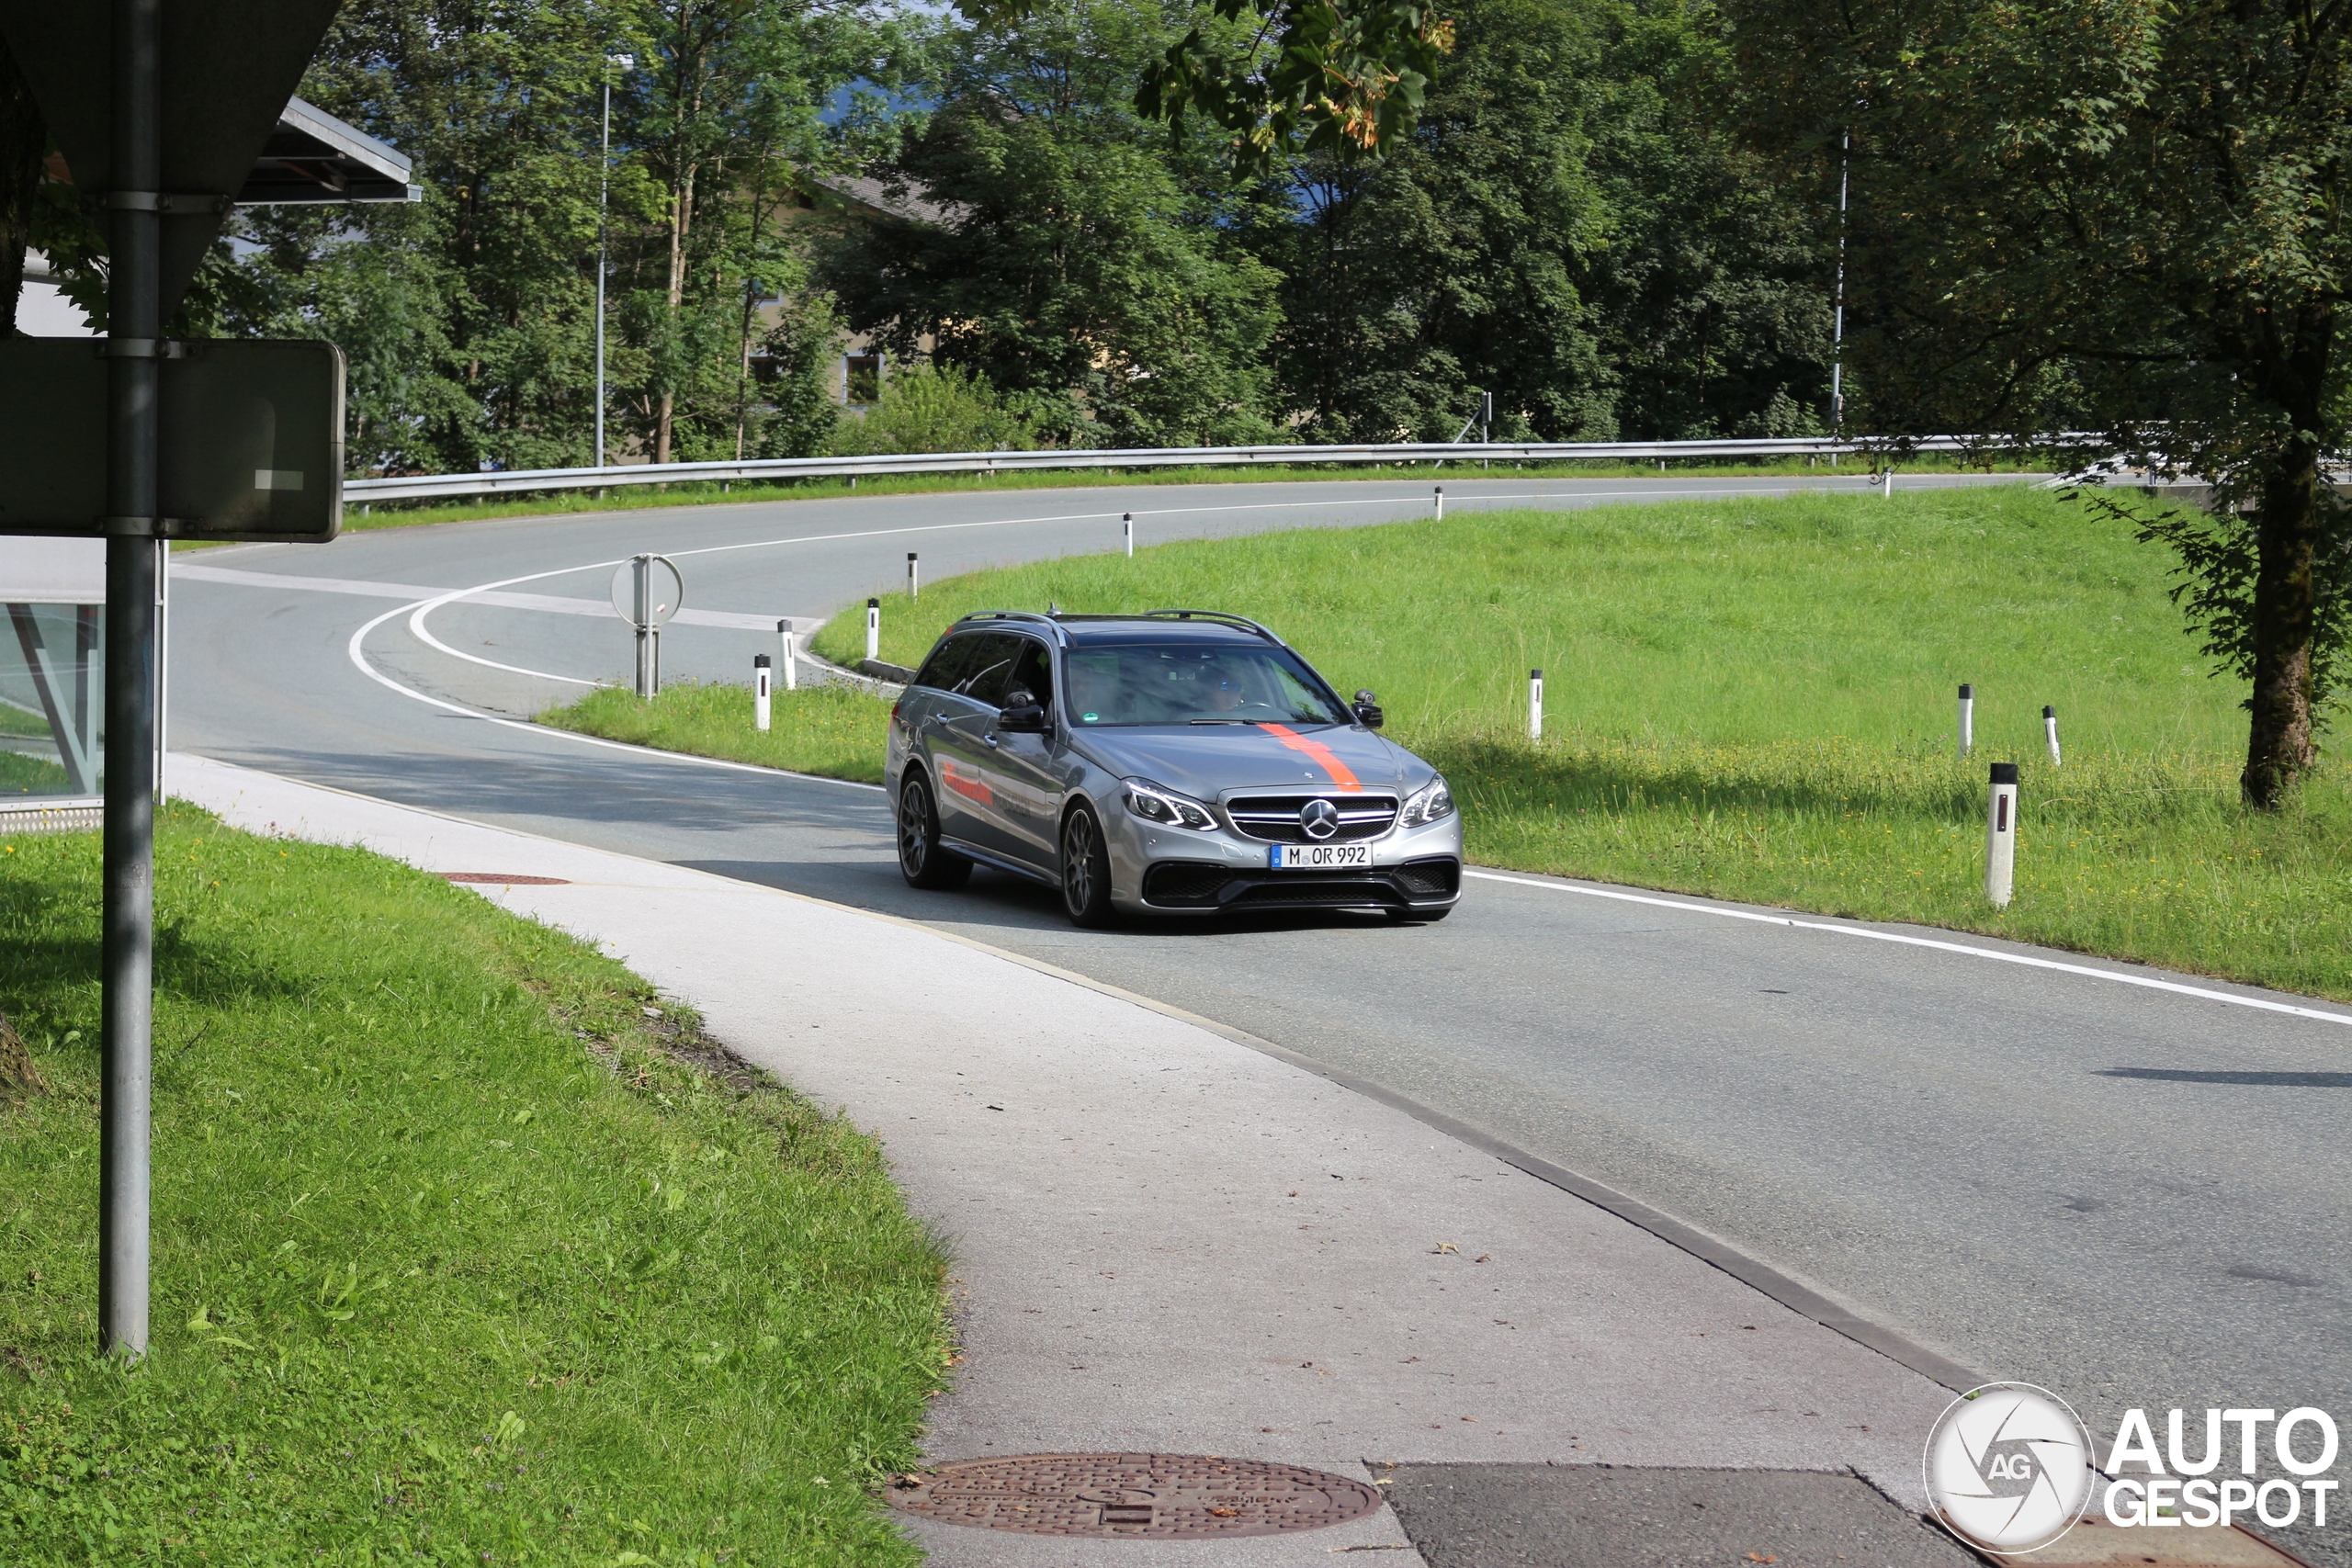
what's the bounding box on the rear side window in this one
[913,634,984,693]
[956,633,1025,707]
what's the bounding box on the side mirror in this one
[997,687,1048,733]
[1352,689,1384,729]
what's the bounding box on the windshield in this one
[1063,643,1351,727]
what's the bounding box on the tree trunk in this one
[654,164,699,465]
[2239,299,2335,809]
[2243,433,2324,807]
[0,39,48,338]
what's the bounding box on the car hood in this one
[1069,722,1423,800]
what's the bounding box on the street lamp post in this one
[1830,128,1849,435]
[595,53,635,469]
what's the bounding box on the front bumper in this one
[1104,802,1465,916]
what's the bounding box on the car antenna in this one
[1048,601,1059,615]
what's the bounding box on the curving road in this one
[164,472,2352,1551]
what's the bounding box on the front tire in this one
[898,773,972,890]
[1060,804,1115,928]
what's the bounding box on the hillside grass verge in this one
[540,682,890,786]
[0,806,951,1564]
[549,486,2351,1002]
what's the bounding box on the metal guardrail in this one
[344,434,1998,505]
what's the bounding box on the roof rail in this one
[1136,609,1282,642]
[955,609,1069,644]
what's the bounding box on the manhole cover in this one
[889,1452,1384,1539]
[437,872,571,886]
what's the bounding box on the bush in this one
[825,363,1057,457]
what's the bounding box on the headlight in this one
[1123,777,1217,830]
[1399,773,1455,828]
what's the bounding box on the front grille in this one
[1142,861,1231,906]
[1227,877,1403,908]
[1395,856,1461,899]
[1224,793,1398,844]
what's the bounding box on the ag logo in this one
[1923,1383,2093,1553]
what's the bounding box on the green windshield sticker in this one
[1082,712,1100,722]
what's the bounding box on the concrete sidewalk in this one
[175,752,1962,1566]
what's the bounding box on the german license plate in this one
[1268,842,1370,870]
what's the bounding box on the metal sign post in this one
[609,553,682,699]
[0,0,391,1359]
[96,0,164,1364]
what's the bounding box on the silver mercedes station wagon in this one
[885,609,1463,927]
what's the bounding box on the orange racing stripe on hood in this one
[1256,723,1365,794]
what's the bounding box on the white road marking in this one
[1462,867,2352,1027]
[342,569,885,792]
[173,562,798,631]
[401,608,603,686]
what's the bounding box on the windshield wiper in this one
[1188,718,1248,725]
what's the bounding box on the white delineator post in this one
[2044,705,2062,766]
[1957,682,1973,760]
[1530,668,1544,741]
[778,619,797,691]
[907,552,920,600]
[866,597,881,663]
[1985,762,2018,908]
[1123,513,1134,556]
[753,654,772,731]
[1434,486,1444,519]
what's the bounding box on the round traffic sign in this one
[609,555,683,627]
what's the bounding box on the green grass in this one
[0,807,951,1564]
[539,682,892,786]
[0,702,54,739]
[0,752,72,795]
[322,451,2030,536]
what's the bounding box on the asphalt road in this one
[164,471,2352,1539]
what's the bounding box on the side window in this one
[1271,662,1327,720]
[1007,639,1054,709]
[912,635,981,693]
[956,633,1024,707]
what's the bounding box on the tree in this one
[0,38,40,337]
[1253,0,1612,442]
[0,35,108,341]
[616,0,911,463]
[1577,0,1831,440]
[264,0,619,473]
[210,0,895,474]
[1247,0,1829,444]
[961,0,1458,174]
[827,0,1283,447]
[1725,0,2352,805]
